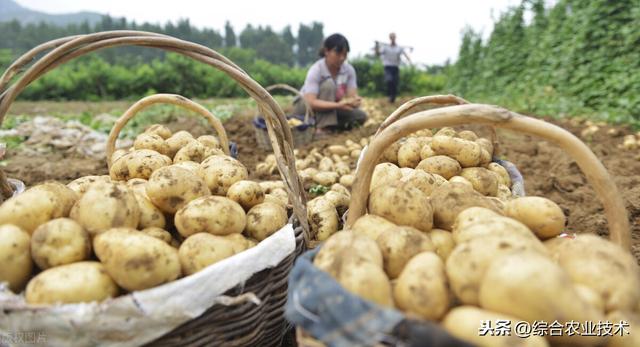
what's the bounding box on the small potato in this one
[201,155,249,195]
[227,180,265,211]
[336,255,395,308]
[314,231,384,274]
[460,167,499,196]
[430,183,502,230]
[245,202,288,241]
[327,145,349,156]
[435,127,456,137]
[144,124,172,139]
[140,227,173,244]
[487,162,511,187]
[475,138,494,156]
[334,162,351,176]
[457,130,478,141]
[111,149,128,164]
[197,135,221,149]
[394,252,450,320]
[173,140,210,163]
[504,196,565,239]
[368,182,433,233]
[318,157,334,172]
[146,166,210,214]
[452,216,538,245]
[419,144,436,160]
[258,180,285,194]
[165,130,195,158]
[382,140,402,164]
[449,175,473,187]
[313,171,339,186]
[416,155,461,179]
[29,181,79,218]
[134,133,171,157]
[0,189,66,234]
[397,138,423,168]
[175,196,246,237]
[426,228,455,261]
[479,148,492,167]
[307,197,339,241]
[31,218,91,270]
[496,184,513,201]
[452,206,502,231]
[67,175,112,196]
[132,189,166,230]
[376,226,435,278]
[94,228,181,291]
[400,169,438,196]
[25,261,118,304]
[370,162,402,192]
[351,214,397,241]
[110,149,173,181]
[0,224,32,292]
[350,149,361,159]
[171,161,205,179]
[178,233,246,275]
[323,190,349,217]
[330,183,351,198]
[431,135,482,167]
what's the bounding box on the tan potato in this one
[245,202,288,241]
[313,171,339,186]
[574,284,606,314]
[175,196,246,237]
[94,228,181,291]
[258,180,286,194]
[382,140,402,164]
[31,218,91,270]
[334,162,351,176]
[419,144,436,160]
[25,261,119,304]
[376,226,435,278]
[67,175,112,196]
[399,169,438,196]
[457,130,478,141]
[165,130,195,158]
[264,193,288,208]
[201,155,249,195]
[453,216,537,244]
[173,140,210,163]
[322,190,349,216]
[416,155,461,179]
[132,188,166,229]
[368,182,433,233]
[314,231,384,273]
[171,161,204,179]
[126,178,148,189]
[449,175,473,187]
[330,183,351,198]
[0,189,64,234]
[430,183,502,230]
[452,206,502,231]
[446,234,547,305]
[479,148,492,166]
[431,135,482,167]
[370,162,402,192]
[460,167,499,196]
[335,255,395,308]
[146,166,210,214]
[350,149,361,159]
[140,227,173,244]
[134,133,171,156]
[487,162,511,187]
[397,138,423,168]
[144,124,172,139]
[111,149,128,164]
[327,145,349,156]
[496,184,513,201]
[605,310,640,347]
[307,197,339,241]
[318,157,334,172]
[29,181,79,218]
[112,149,173,181]
[435,127,456,137]
[394,252,450,320]
[0,224,32,292]
[505,197,565,239]
[442,306,550,347]
[227,180,265,211]
[351,214,397,241]
[197,135,221,149]
[476,138,494,157]
[178,233,247,275]
[544,234,640,313]
[426,228,455,261]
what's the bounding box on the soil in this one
[3,98,639,259]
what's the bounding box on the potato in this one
[25,261,118,305]
[460,167,499,196]
[0,224,32,292]
[111,149,128,164]
[165,130,195,158]
[67,175,112,196]
[70,182,140,237]
[94,228,181,291]
[476,138,494,157]
[31,218,91,270]
[146,166,210,214]
[0,189,64,234]
[132,188,166,229]
[479,148,492,167]
[334,162,351,176]
[504,196,565,239]
[127,178,148,189]
[574,284,606,314]
[496,184,513,201]
[376,226,435,278]
[452,206,502,231]
[544,234,640,312]
[449,175,473,187]
[29,181,79,217]
[394,252,450,320]
[259,180,286,194]
[264,192,288,208]
[431,135,482,167]
[313,171,339,186]
[314,231,383,274]
[134,133,171,156]
[419,144,436,160]
[178,233,247,275]
[487,162,511,187]
[351,214,397,241]
[318,157,334,172]
[173,140,210,163]
[416,155,461,179]
[605,310,640,347]
[479,251,605,346]
[435,127,456,137]
[430,183,502,230]
[443,306,550,347]
[382,140,402,164]
[368,182,433,233]
[197,135,221,149]
[446,234,547,305]
[397,138,423,168]
[350,149,361,159]
[323,190,349,216]
[336,254,395,308]
[399,169,438,196]
[330,183,351,198]
[170,161,204,179]
[227,180,265,211]
[327,145,349,156]
[175,196,246,237]
[452,216,537,244]
[370,163,402,192]
[223,233,255,253]
[245,202,288,241]
[457,130,478,141]
[307,197,339,241]
[140,227,173,244]
[201,155,249,195]
[144,124,172,139]
[110,149,172,181]
[426,228,455,260]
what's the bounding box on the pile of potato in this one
[0,124,291,306]
[312,127,640,347]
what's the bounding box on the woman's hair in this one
[319,33,350,57]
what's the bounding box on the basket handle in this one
[0,31,310,241]
[265,83,314,124]
[106,93,230,166]
[346,103,631,251]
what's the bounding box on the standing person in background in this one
[293,33,367,136]
[375,32,412,103]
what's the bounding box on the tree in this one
[297,22,323,66]
[224,21,236,47]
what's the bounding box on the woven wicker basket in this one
[0,30,310,346]
[254,84,315,150]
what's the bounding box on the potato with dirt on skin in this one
[264,193,288,208]
[382,140,402,164]
[314,231,383,275]
[327,145,349,156]
[178,233,249,275]
[475,138,493,156]
[29,181,79,217]
[351,214,396,241]
[377,225,435,279]
[453,215,538,244]
[307,197,339,241]
[318,157,334,172]
[457,130,478,141]
[67,175,112,196]
[370,162,402,192]
[31,218,91,270]
[175,196,246,237]
[25,261,119,305]
[334,162,351,176]
[394,252,450,320]
[94,228,181,291]
[416,155,461,179]
[368,182,433,233]
[449,175,473,188]
[336,254,395,308]
[322,190,349,216]
[460,167,499,196]
[431,135,482,168]
[400,169,438,196]
[487,162,511,187]
[131,186,166,229]
[430,182,502,230]
[171,161,205,179]
[197,135,221,149]
[144,124,172,139]
[111,149,128,164]
[245,202,288,241]
[173,140,210,163]
[201,155,249,195]
[397,137,423,168]
[426,228,455,261]
[330,183,350,198]
[452,206,502,231]
[165,130,195,158]
[134,132,171,156]
[504,196,565,239]
[227,180,265,211]
[140,227,173,244]
[435,127,456,137]
[0,189,65,234]
[258,180,285,194]
[0,224,32,292]
[146,165,210,214]
[313,171,339,186]
[419,144,436,160]
[496,184,512,201]
[110,149,172,181]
